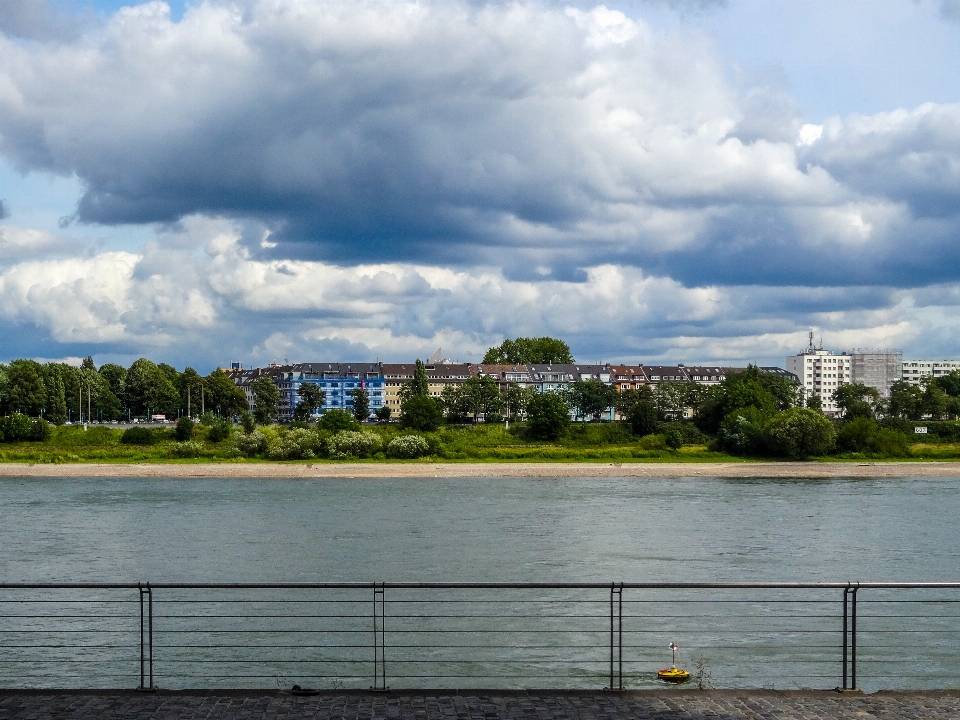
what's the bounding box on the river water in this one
[2,475,959,691]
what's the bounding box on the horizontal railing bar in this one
[4,581,960,589]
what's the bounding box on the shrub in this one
[764,408,836,459]
[171,441,204,458]
[0,414,51,442]
[664,428,684,450]
[526,392,570,440]
[234,430,267,457]
[386,434,431,459]
[198,411,217,426]
[120,426,158,445]
[716,407,769,455]
[174,417,195,441]
[317,409,361,433]
[399,396,444,431]
[637,434,668,451]
[240,411,256,434]
[267,427,321,460]
[837,418,911,457]
[627,400,658,437]
[327,430,382,459]
[207,419,233,443]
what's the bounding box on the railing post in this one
[137,583,155,691]
[841,584,858,691]
[608,583,623,691]
[371,583,388,691]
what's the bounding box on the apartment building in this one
[900,360,960,386]
[381,362,473,412]
[785,346,851,415]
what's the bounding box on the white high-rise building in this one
[785,334,851,415]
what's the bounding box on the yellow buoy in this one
[657,642,691,684]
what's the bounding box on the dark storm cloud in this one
[1,0,960,295]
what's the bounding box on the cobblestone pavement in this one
[2,691,960,720]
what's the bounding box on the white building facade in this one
[900,360,960,386]
[785,347,851,415]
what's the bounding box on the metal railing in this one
[1,582,959,692]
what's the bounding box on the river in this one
[1,475,959,691]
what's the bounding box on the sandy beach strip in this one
[0,460,958,478]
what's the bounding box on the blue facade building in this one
[276,363,385,421]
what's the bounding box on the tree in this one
[653,382,689,420]
[696,369,779,434]
[626,399,658,437]
[205,368,249,418]
[921,378,949,419]
[124,359,181,417]
[81,356,96,372]
[46,371,68,426]
[406,359,430,398]
[98,363,126,399]
[525,391,570,440]
[349,387,370,422]
[806,394,823,412]
[375,406,393,423]
[400,395,444,431]
[441,385,471,422]
[318,408,360,432]
[293,382,325,422]
[482,337,574,365]
[565,379,614,421]
[886,380,922,420]
[250,376,280,425]
[461,376,504,421]
[937,370,960,398]
[174,416,195,441]
[764,408,836,459]
[3,359,46,415]
[502,382,531,420]
[832,383,881,421]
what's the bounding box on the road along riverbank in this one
[1,460,959,477]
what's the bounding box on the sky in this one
[1,0,959,372]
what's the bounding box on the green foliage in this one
[349,387,371,422]
[207,419,233,443]
[716,406,770,455]
[171,441,204,458]
[400,394,444,431]
[525,392,570,440]
[886,380,922,420]
[375,406,392,422]
[411,359,430,397]
[697,366,794,434]
[502,383,531,420]
[240,411,256,434]
[3,360,46,416]
[250,376,280,425]
[442,376,503,422]
[234,430,267,456]
[565,379,614,421]
[327,430,382,459]
[937,370,960,399]
[124,359,181,417]
[0,413,51,442]
[267,427,322,460]
[98,363,126,399]
[626,399,658,437]
[317,409,361,432]
[204,369,249,418]
[833,383,881,421]
[294,382,325,422]
[664,428,684,450]
[174,416,195,441]
[482,337,574,365]
[836,417,911,457]
[198,411,216,426]
[120,427,158,445]
[764,408,836,459]
[806,394,823,411]
[386,434,430,459]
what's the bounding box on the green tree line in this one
[0,356,247,424]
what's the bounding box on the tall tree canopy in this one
[482,337,573,365]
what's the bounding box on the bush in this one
[837,418,911,457]
[120,426,158,445]
[664,428,684,450]
[716,407,769,455]
[234,430,267,457]
[171,441,204,458]
[526,392,570,440]
[0,414,51,442]
[327,430,382,459]
[764,408,836,459]
[317,409,361,433]
[637,434,668,451]
[174,417,195,441]
[399,396,444,431]
[267,428,322,460]
[198,411,217,426]
[627,400,658,437]
[386,434,431,459]
[207,419,233,443]
[240,411,256,434]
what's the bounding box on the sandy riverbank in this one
[0,460,959,478]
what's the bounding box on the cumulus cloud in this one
[0,0,899,286]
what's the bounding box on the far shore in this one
[1,460,959,478]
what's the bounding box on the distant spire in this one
[428,347,442,364]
